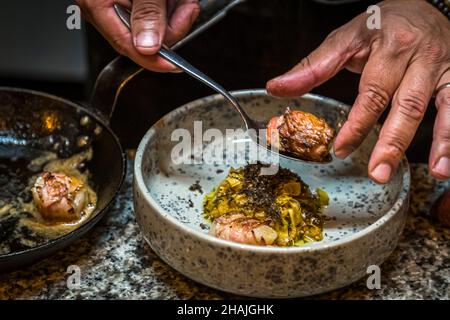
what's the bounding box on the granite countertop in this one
[1,158,449,300]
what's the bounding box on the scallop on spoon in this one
[114,4,333,164]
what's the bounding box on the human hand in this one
[76,0,200,72]
[267,0,450,184]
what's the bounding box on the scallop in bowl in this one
[133,89,410,298]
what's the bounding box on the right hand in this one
[76,0,200,72]
[266,0,450,184]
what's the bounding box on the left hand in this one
[76,0,200,72]
[266,0,450,184]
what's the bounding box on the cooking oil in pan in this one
[0,144,97,255]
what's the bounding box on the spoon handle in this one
[113,3,253,129]
[158,46,252,127]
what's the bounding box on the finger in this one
[429,71,450,180]
[266,22,369,97]
[333,49,409,159]
[431,189,450,227]
[132,0,167,55]
[165,0,200,45]
[79,0,176,72]
[368,62,439,184]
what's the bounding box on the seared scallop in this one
[267,108,335,162]
[32,172,88,222]
[211,213,278,246]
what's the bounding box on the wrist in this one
[427,0,450,20]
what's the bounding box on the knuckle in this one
[386,28,417,53]
[347,121,369,139]
[396,92,427,122]
[361,85,390,114]
[434,128,450,142]
[392,28,416,46]
[133,2,163,22]
[424,41,447,62]
[380,135,407,158]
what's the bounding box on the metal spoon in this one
[114,4,332,164]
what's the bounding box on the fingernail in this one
[266,79,283,96]
[170,67,183,74]
[433,157,450,178]
[334,146,354,159]
[371,163,392,183]
[135,30,159,48]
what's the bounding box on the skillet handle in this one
[89,0,245,122]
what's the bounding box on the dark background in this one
[0,0,435,162]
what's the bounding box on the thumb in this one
[132,0,167,55]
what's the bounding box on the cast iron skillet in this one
[0,67,129,272]
[0,0,244,273]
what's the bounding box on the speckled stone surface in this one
[0,159,448,300]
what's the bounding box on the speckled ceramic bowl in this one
[133,89,410,298]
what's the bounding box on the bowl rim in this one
[134,89,410,254]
